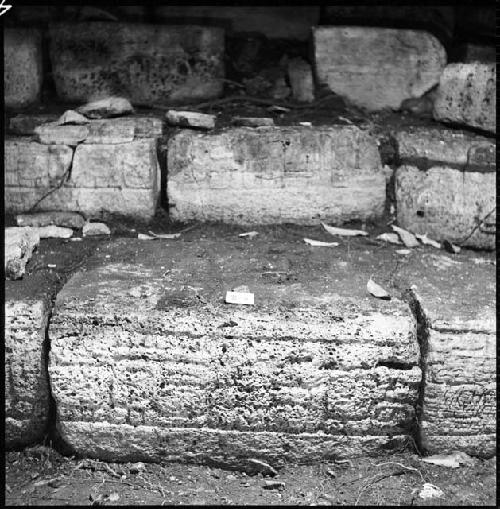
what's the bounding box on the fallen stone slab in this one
[287,57,314,103]
[56,110,90,125]
[16,211,86,229]
[433,63,496,134]
[4,28,43,108]
[397,251,496,458]
[313,27,446,110]
[167,126,386,224]
[9,114,60,135]
[49,23,225,105]
[49,236,420,465]
[394,126,496,249]
[5,227,40,280]
[82,222,111,237]
[165,110,216,130]
[76,97,134,119]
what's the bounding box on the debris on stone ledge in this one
[82,222,111,237]
[396,249,411,255]
[56,110,90,125]
[321,222,368,237]
[36,225,73,239]
[232,116,275,127]
[5,227,40,280]
[165,110,216,129]
[16,211,85,229]
[376,233,402,245]
[138,232,181,240]
[77,96,134,119]
[391,225,420,248]
[225,286,254,305]
[367,278,391,300]
[304,238,339,247]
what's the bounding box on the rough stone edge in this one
[56,421,410,467]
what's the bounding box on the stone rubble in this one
[166,110,216,130]
[5,227,40,280]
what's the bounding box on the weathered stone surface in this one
[85,119,135,144]
[35,123,90,145]
[49,237,420,465]
[433,63,496,134]
[5,227,40,280]
[166,110,216,129]
[5,297,51,448]
[394,127,496,249]
[155,6,319,41]
[5,138,159,219]
[399,254,496,458]
[56,110,90,125]
[4,139,73,189]
[287,58,314,103]
[167,126,385,224]
[71,140,158,189]
[130,116,163,138]
[16,211,86,229]
[49,23,225,105]
[9,114,60,135]
[4,29,43,108]
[36,226,73,239]
[313,27,446,110]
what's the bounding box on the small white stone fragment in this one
[138,233,156,240]
[367,278,391,300]
[376,233,402,245]
[299,122,312,127]
[36,225,73,239]
[70,237,83,242]
[225,289,254,305]
[391,225,420,248]
[396,249,411,255]
[148,231,181,239]
[304,238,339,247]
[419,483,444,499]
[238,231,259,238]
[82,222,111,237]
[47,264,57,268]
[415,233,441,249]
[166,110,216,129]
[321,222,368,237]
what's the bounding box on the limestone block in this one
[433,64,496,134]
[5,187,75,215]
[131,116,163,138]
[155,6,319,40]
[166,110,216,129]
[85,119,135,144]
[5,227,40,280]
[5,297,51,448]
[71,140,158,189]
[400,253,496,458]
[16,211,86,229]
[49,23,225,105]
[313,27,446,110]
[394,127,496,249]
[167,126,385,224]
[9,114,60,135]
[4,29,43,108]
[49,238,420,465]
[4,138,73,188]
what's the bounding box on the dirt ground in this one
[5,446,496,506]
